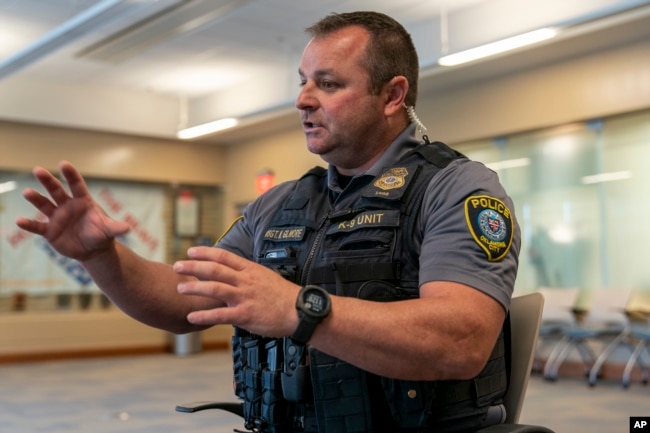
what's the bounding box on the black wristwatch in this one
[291,285,331,344]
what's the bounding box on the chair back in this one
[504,292,545,423]
[536,287,579,326]
[582,287,633,327]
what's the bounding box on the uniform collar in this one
[327,124,419,192]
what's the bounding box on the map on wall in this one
[0,177,166,295]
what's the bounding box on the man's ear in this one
[384,76,409,116]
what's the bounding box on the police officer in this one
[17,11,520,433]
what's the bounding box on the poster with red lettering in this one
[0,177,165,296]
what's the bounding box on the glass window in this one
[455,109,650,300]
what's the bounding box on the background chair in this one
[533,287,580,372]
[177,293,554,432]
[584,288,634,386]
[543,287,633,383]
[621,322,650,389]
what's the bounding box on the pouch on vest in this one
[309,348,373,433]
[261,339,289,433]
[281,337,311,402]
[240,338,262,430]
[380,378,435,429]
[259,247,299,281]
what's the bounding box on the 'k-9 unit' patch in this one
[464,195,514,262]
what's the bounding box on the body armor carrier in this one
[233,142,508,433]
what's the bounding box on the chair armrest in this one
[474,423,555,433]
[175,400,243,417]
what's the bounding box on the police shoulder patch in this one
[464,195,514,262]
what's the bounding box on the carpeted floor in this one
[0,351,648,433]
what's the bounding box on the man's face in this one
[296,26,389,173]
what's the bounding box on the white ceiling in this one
[0,0,649,144]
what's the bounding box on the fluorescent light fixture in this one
[0,180,17,194]
[177,117,238,139]
[0,0,130,80]
[549,224,576,244]
[77,0,248,64]
[438,28,558,67]
[581,171,632,184]
[485,158,531,171]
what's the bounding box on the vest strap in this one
[435,370,507,407]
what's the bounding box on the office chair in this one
[177,293,554,432]
[543,288,632,382]
[533,287,580,372]
[586,288,635,387]
[621,323,650,389]
[475,292,554,433]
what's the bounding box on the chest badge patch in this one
[374,167,408,191]
[465,195,514,262]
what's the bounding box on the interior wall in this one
[222,128,324,221]
[421,39,650,144]
[0,309,233,361]
[0,121,227,185]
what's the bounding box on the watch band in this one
[291,285,331,344]
[291,311,322,344]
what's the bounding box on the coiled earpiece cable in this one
[403,103,430,144]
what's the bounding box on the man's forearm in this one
[81,241,202,334]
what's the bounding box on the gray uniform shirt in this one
[218,125,521,311]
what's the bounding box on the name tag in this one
[263,226,306,241]
[327,210,400,234]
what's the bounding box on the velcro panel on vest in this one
[310,262,401,284]
[309,349,373,433]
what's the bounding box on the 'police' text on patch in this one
[464,195,514,262]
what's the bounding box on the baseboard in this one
[0,310,234,364]
[0,340,229,364]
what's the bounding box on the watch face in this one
[304,289,328,315]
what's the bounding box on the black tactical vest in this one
[232,141,508,433]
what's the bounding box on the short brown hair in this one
[306,11,419,106]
